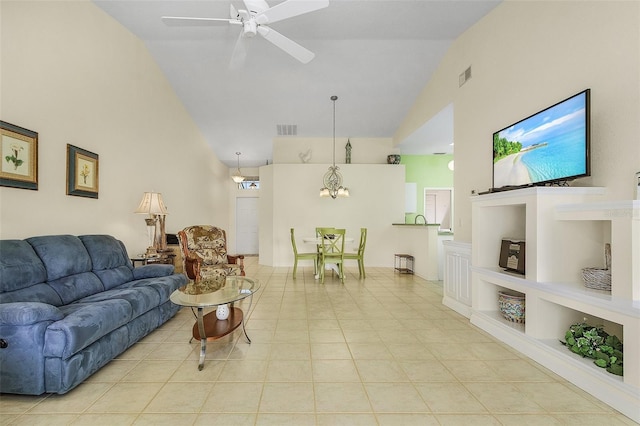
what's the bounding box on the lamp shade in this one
[231,152,245,183]
[134,192,168,215]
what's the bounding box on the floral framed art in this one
[0,121,38,190]
[66,144,99,198]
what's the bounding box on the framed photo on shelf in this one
[0,121,38,190]
[66,144,99,198]
[499,239,526,274]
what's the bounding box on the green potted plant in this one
[560,321,623,376]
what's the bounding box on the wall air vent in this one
[433,152,446,155]
[459,66,472,87]
[277,124,297,136]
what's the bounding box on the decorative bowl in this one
[498,290,525,323]
[387,154,401,164]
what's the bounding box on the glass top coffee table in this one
[170,275,260,370]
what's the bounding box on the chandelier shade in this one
[231,152,245,183]
[319,95,349,199]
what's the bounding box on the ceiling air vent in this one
[459,66,472,87]
[277,124,297,136]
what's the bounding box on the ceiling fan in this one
[162,0,329,68]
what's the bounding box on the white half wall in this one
[259,163,406,268]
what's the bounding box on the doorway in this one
[424,188,453,231]
[236,197,259,255]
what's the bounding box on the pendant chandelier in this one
[320,95,349,198]
[231,152,245,183]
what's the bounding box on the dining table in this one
[302,235,354,279]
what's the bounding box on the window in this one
[237,176,259,190]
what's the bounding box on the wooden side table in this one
[131,253,175,267]
[394,254,414,274]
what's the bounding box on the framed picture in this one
[66,144,99,198]
[0,121,38,190]
[499,239,526,275]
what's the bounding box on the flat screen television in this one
[492,89,590,191]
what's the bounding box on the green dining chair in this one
[318,228,346,284]
[290,228,318,279]
[315,227,335,252]
[343,228,367,278]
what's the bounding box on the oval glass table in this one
[170,275,260,370]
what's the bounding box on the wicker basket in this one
[582,243,612,291]
[498,291,525,323]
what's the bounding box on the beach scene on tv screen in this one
[493,92,588,189]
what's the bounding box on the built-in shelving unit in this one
[470,187,639,423]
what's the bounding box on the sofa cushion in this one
[1,283,63,306]
[119,274,186,304]
[0,302,63,325]
[0,240,47,293]
[44,299,133,359]
[76,286,161,319]
[47,272,105,305]
[79,235,134,289]
[27,236,92,282]
[132,264,174,280]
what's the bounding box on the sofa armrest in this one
[132,264,174,280]
[227,254,245,276]
[0,302,63,326]
[183,252,203,281]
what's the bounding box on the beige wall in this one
[259,163,406,267]
[273,137,398,165]
[0,1,230,255]
[256,136,407,268]
[396,0,640,242]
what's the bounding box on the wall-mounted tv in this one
[492,89,590,191]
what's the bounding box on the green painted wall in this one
[401,154,454,221]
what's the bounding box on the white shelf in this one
[555,199,640,220]
[537,339,624,384]
[477,309,526,333]
[473,186,606,203]
[473,266,640,319]
[470,187,639,423]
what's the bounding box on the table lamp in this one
[134,192,169,255]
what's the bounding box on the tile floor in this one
[1,257,637,425]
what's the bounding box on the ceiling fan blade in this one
[257,26,315,64]
[161,16,239,26]
[243,0,270,15]
[229,32,248,70]
[255,0,329,25]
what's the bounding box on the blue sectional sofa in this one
[0,234,188,395]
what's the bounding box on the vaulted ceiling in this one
[94,0,500,167]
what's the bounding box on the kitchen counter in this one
[392,223,441,226]
[391,223,439,280]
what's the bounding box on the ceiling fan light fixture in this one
[161,0,329,67]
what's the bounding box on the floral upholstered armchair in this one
[177,225,245,282]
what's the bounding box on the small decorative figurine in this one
[299,149,312,163]
[345,139,352,164]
